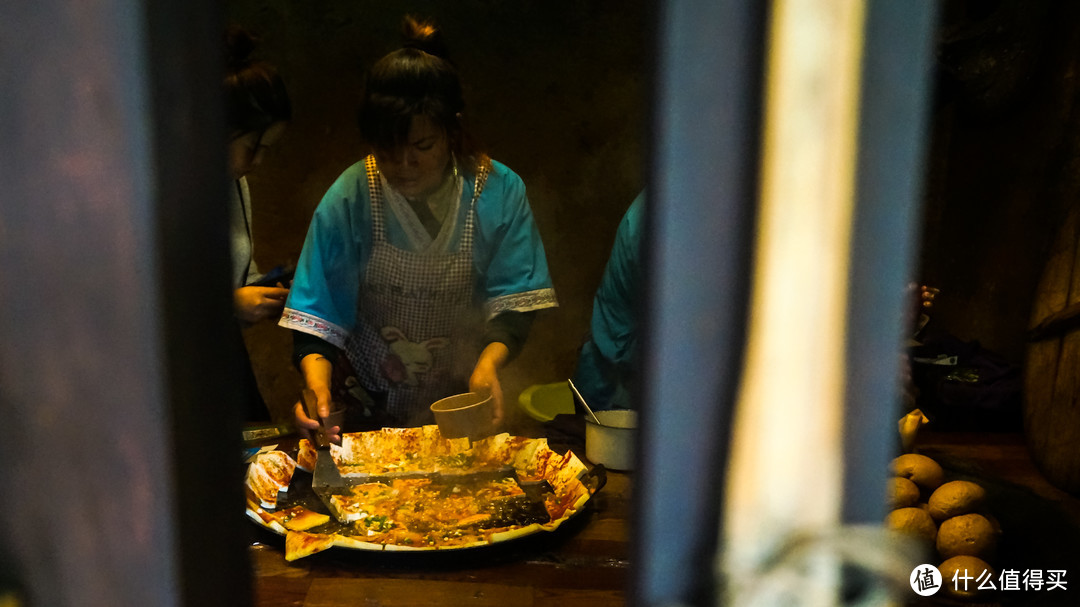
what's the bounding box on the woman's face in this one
[374,115,452,200]
[227,121,287,180]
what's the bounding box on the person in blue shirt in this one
[572,191,645,411]
[282,17,558,439]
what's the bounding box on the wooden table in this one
[246,430,632,607]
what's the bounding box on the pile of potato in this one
[887,453,1001,601]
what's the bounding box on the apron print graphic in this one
[379,325,450,387]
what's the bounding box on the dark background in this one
[909,0,1080,431]
[920,0,1080,363]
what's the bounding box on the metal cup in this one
[323,402,346,434]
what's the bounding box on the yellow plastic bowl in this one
[517,382,575,422]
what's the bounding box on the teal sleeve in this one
[472,161,558,317]
[280,162,371,348]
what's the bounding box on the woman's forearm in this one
[476,341,510,373]
[299,352,334,391]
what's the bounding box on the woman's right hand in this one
[295,353,340,444]
[293,385,341,444]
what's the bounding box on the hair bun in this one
[401,15,449,59]
[224,25,259,71]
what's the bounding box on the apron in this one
[341,155,489,426]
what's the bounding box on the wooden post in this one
[721,0,937,603]
[722,0,867,602]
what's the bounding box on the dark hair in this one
[358,16,485,170]
[224,25,292,136]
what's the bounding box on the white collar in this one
[380,168,464,252]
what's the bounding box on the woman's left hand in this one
[469,343,510,432]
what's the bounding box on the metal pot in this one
[584,410,637,471]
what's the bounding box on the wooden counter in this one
[246,434,632,607]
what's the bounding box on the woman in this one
[282,17,558,440]
[225,25,292,421]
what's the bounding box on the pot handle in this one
[585,464,608,493]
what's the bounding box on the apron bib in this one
[342,155,488,425]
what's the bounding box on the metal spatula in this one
[301,389,348,501]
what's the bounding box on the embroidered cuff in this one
[278,308,350,349]
[485,288,559,320]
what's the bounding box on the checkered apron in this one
[344,155,489,425]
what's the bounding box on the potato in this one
[888,477,921,509]
[939,555,995,601]
[937,513,998,560]
[890,453,945,495]
[928,480,986,521]
[980,510,1002,534]
[886,507,937,547]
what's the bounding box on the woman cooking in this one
[281,16,558,441]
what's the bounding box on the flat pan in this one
[247,467,604,553]
[245,431,605,554]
